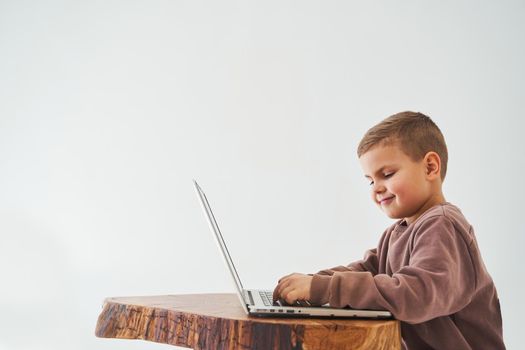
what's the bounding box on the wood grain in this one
[95,293,401,349]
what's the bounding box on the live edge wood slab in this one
[95,293,401,350]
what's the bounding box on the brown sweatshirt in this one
[310,203,505,350]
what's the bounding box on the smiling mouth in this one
[379,196,395,204]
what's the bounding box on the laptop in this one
[193,180,392,319]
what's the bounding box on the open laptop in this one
[193,180,392,318]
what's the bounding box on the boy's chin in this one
[381,209,403,220]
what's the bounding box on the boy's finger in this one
[273,281,285,301]
[272,285,281,301]
[273,279,292,301]
[281,285,300,304]
[283,290,298,305]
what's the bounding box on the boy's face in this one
[359,143,438,224]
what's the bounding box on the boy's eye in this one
[369,181,374,186]
[384,172,394,178]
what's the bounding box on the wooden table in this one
[95,293,401,349]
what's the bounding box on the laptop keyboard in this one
[260,291,275,306]
[259,291,311,307]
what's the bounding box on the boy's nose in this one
[372,182,386,193]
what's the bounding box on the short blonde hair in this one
[357,111,448,181]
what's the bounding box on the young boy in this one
[273,111,505,349]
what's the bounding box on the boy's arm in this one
[315,248,379,276]
[315,228,388,276]
[310,216,477,324]
[275,249,380,304]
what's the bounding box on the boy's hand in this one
[272,273,313,305]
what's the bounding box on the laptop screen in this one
[193,180,248,309]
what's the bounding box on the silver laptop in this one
[193,180,392,318]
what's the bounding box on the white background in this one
[1,1,523,349]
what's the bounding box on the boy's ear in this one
[424,152,441,180]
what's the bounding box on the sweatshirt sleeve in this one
[315,248,379,276]
[310,216,477,324]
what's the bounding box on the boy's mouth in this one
[378,196,395,205]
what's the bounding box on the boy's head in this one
[358,111,448,180]
[358,111,448,224]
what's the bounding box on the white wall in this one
[0,1,523,349]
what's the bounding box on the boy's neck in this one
[405,191,446,225]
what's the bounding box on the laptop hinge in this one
[245,290,254,305]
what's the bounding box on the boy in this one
[273,111,505,349]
